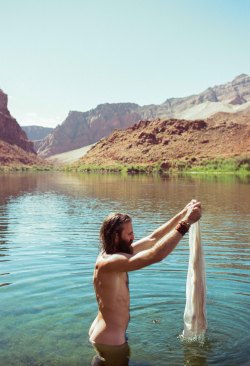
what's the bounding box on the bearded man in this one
[89,199,202,365]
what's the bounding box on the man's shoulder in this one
[96,252,133,268]
[97,252,133,261]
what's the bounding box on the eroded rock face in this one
[37,103,141,157]
[207,74,250,104]
[0,89,35,153]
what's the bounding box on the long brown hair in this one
[99,213,132,254]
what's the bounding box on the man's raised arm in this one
[100,202,202,273]
[132,199,200,255]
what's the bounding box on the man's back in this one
[89,254,130,346]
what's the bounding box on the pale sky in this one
[0,0,249,128]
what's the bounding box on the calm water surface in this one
[0,172,249,366]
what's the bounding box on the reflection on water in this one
[0,172,249,366]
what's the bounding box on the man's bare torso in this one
[88,254,130,345]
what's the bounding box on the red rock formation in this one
[0,89,35,153]
[77,112,250,168]
[0,140,45,165]
[0,89,46,166]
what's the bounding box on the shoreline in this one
[0,157,249,176]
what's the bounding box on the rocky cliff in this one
[37,74,250,157]
[0,89,45,166]
[37,103,141,157]
[0,90,35,153]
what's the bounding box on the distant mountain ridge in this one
[21,125,54,141]
[165,73,250,106]
[138,74,250,120]
[36,74,250,157]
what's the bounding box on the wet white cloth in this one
[183,221,207,338]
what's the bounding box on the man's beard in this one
[116,238,133,254]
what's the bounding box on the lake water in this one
[0,172,249,366]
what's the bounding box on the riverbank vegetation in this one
[64,156,250,175]
[0,164,54,172]
[1,156,249,175]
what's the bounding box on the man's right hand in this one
[183,201,202,225]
